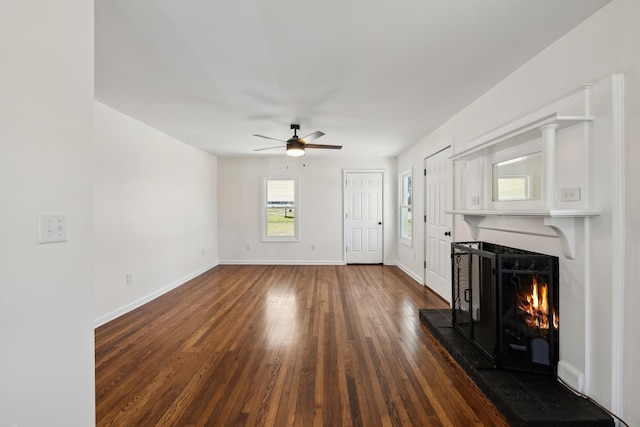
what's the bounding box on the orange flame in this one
[518,276,558,330]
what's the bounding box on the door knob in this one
[378,222,382,225]
[444,231,451,237]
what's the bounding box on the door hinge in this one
[424,261,427,268]
[424,168,427,176]
[424,215,427,223]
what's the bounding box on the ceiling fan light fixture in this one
[286,145,305,157]
[254,124,339,156]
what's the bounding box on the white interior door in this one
[344,171,383,264]
[425,147,453,301]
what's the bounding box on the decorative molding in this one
[451,84,593,161]
[450,114,594,161]
[609,73,626,418]
[447,209,600,216]
[448,210,599,259]
[448,83,598,260]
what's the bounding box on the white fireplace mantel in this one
[447,84,600,259]
[446,209,600,259]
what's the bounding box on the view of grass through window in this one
[266,179,296,238]
[266,207,295,236]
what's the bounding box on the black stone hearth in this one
[419,309,613,427]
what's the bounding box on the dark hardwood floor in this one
[95,265,508,426]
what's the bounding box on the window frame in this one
[399,169,413,247]
[262,176,299,242]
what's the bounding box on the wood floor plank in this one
[96,265,508,426]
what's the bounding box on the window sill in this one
[262,238,300,243]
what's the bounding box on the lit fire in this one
[518,276,559,330]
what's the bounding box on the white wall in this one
[94,102,218,325]
[0,2,95,426]
[218,156,396,264]
[396,0,640,424]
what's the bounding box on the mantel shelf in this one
[447,209,600,260]
[446,209,600,218]
[450,113,594,161]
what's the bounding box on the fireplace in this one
[451,241,559,374]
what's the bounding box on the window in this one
[263,177,299,241]
[399,170,412,246]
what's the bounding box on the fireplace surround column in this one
[540,123,558,209]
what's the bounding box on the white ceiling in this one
[95,0,610,158]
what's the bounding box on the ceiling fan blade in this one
[253,134,287,143]
[300,131,325,143]
[304,143,342,150]
[254,145,285,152]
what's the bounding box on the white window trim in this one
[262,176,300,242]
[399,169,412,247]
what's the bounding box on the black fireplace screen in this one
[451,242,559,374]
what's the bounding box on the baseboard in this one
[94,261,219,328]
[557,360,585,393]
[392,262,424,285]
[218,260,346,265]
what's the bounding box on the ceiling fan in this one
[253,124,342,157]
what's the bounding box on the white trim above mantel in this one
[446,209,599,260]
[448,83,600,260]
[449,113,594,161]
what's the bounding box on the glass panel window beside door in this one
[399,170,412,246]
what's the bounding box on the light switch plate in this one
[39,214,68,244]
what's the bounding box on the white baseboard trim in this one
[557,360,585,394]
[218,260,346,266]
[94,261,219,328]
[391,262,424,285]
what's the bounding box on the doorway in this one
[424,147,453,301]
[344,171,384,264]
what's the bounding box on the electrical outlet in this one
[311,243,316,250]
[39,214,68,244]
[126,273,133,285]
[471,196,480,205]
[245,244,251,250]
[561,187,581,202]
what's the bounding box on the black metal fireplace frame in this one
[451,241,559,375]
[451,241,497,364]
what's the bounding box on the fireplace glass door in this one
[451,243,496,363]
[497,257,559,373]
[451,242,559,374]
